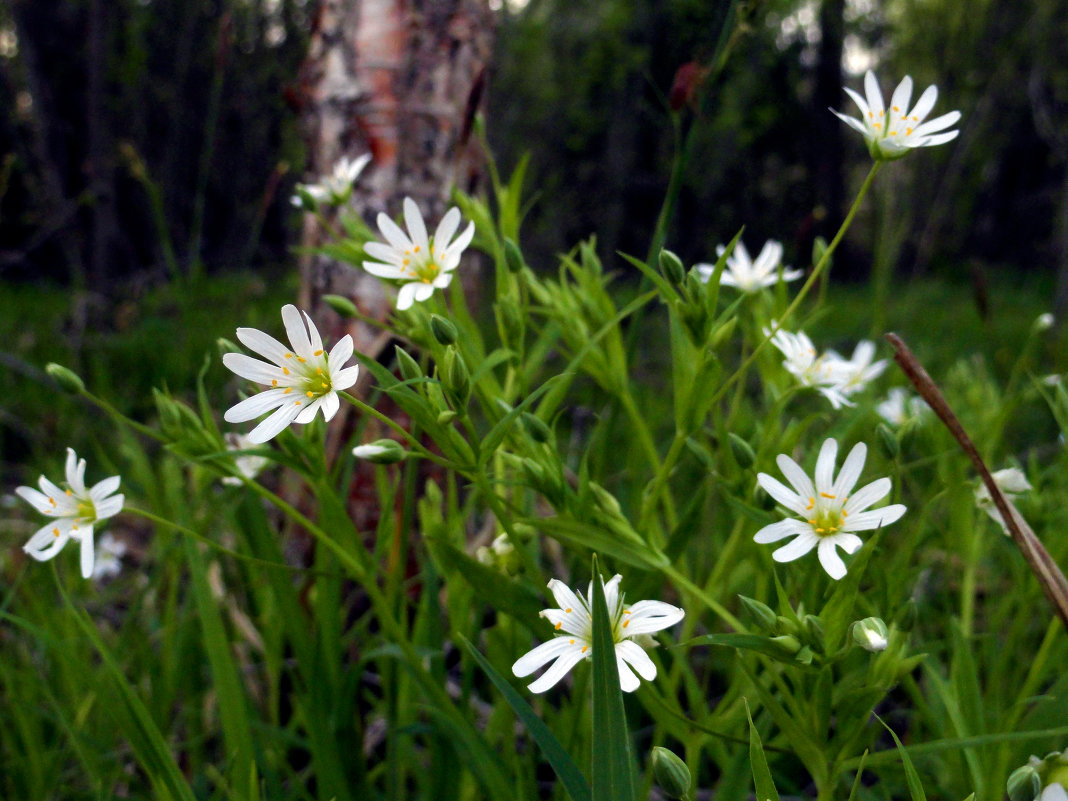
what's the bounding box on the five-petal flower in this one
[512,574,684,693]
[754,438,906,580]
[833,70,961,160]
[15,448,124,579]
[363,197,476,311]
[223,304,360,443]
[697,239,802,293]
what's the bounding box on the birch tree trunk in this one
[296,0,494,356]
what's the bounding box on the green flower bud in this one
[770,634,802,655]
[651,747,692,800]
[1006,764,1041,801]
[775,615,800,637]
[443,346,471,408]
[852,617,889,652]
[877,423,900,460]
[436,410,458,425]
[504,237,525,274]
[803,613,825,651]
[45,363,85,395]
[352,439,406,464]
[395,346,423,383]
[520,412,553,444]
[587,481,623,518]
[728,433,756,469]
[495,298,523,347]
[322,294,359,319]
[709,316,737,349]
[658,249,686,286]
[812,235,830,270]
[738,595,778,632]
[429,314,459,345]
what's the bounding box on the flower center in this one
[298,359,332,401]
[808,493,846,536]
[401,242,443,283]
[76,499,96,522]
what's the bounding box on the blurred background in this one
[2,0,1067,472]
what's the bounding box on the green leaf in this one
[590,556,636,801]
[745,699,781,801]
[875,714,927,801]
[461,637,591,801]
[524,515,669,570]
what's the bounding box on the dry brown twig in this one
[886,332,1068,629]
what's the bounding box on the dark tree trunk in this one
[813,0,845,268]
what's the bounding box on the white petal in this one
[888,75,913,118]
[67,449,87,495]
[444,220,476,259]
[513,636,576,677]
[80,531,96,579]
[908,84,938,122]
[775,454,815,501]
[844,477,891,514]
[89,475,120,502]
[294,398,324,424]
[403,198,430,249]
[223,353,289,385]
[602,574,623,616]
[843,504,906,531]
[332,366,360,391]
[623,600,684,635]
[15,485,56,515]
[912,110,961,136]
[915,130,959,147]
[282,305,314,359]
[302,310,325,356]
[94,495,125,520]
[224,389,290,423]
[396,282,420,311]
[547,578,585,616]
[236,327,291,366]
[616,639,657,682]
[615,652,641,693]
[864,70,885,116]
[814,438,839,493]
[832,442,867,497]
[410,282,436,305]
[817,539,847,580]
[24,520,73,559]
[771,531,818,563]
[843,86,870,117]
[433,207,461,250]
[246,402,303,443]
[363,241,406,264]
[754,518,811,544]
[319,391,340,422]
[376,211,414,251]
[328,334,355,371]
[833,532,864,554]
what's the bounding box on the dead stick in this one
[886,332,1068,629]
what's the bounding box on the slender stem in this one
[662,565,743,632]
[708,161,883,408]
[340,391,463,469]
[639,431,687,534]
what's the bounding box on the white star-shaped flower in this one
[15,448,124,579]
[754,438,906,580]
[220,432,269,485]
[292,153,371,207]
[823,340,888,398]
[363,197,476,311]
[765,326,850,408]
[876,387,929,426]
[975,467,1032,534]
[833,70,961,160]
[512,574,684,693]
[696,239,802,293]
[92,532,127,581]
[222,305,360,443]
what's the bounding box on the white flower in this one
[292,153,371,207]
[363,197,475,311]
[1041,783,1068,801]
[824,340,888,398]
[1034,313,1055,332]
[352,439,406,464]
[765,326,850,408]
[975,467,1032,534]
[92,532,127,581]
[754,438,906,580]
[851,617,889,652]
[833,70,961,160]
[876,387,929,426]
[511,574,684,693]
[14,448,125,579]
[222,304,360,444]
[220,433,269,485]
[697,239,803,293]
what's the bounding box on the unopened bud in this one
[443,347,471,408]
[770,635,801,655]
[352,439,406,464]
[709,316,737,349]
[430,314,458,345]
[812,235,830,269]
[46,363,85,395]
[728,433,756,469]
[504,237,525,274]
[437,410,458,425]
[1034,313,1055,333]
[1006,764,1041,801]
[323,294,359,319]
[738,595,777,631]
[587,481,623,518]
[658,249,686,285]
[851,617,889,652]
[651,747,692,800]
[395,346,423,383]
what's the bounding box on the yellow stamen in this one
[282,367,290,376]
[565,608,572,613]
[284,387,292,394]
[581,645,588,653]
[623,620,630,628]
[297,356,306,363]
[271,379,278,387]
[555,622,562,630]
[49,497,56,506]
[306,391,315,398]
[53,527,60,537]
[906,127,913,135]
[806,497,815,510]
[314,349,323,356]
[569,639,575,644]
[285,353,293,359]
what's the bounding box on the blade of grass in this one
[462,637,591,801]
[590,555,636,801]
[875,714,927,801]
[745,699,781,801]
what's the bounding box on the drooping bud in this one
[442,346,471,408]
[46,363,85,395]
[728,433,756,469]
[352,439,406,464]
[504,237,525,274]
[658,248,686,286]
[851,617,889,652]
[738,595,778,632]
[430,314,459,346]
[1006,764,1042,801]
[322,294,359,319]
[651,746,692,800]
[395,346,423,383]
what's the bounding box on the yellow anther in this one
[565,608,572,613]
[555,622,562,630]
[815,527,826,533]
[271,379,278,387]
[306,391,315,398]
[314,349,323,356]
[581,645,588,653]
[569,639,575,644]
[414,245,421,252]
[282,367,290,376]
[820,492,836,499]
[49,497,56,506]
[808,519,817,525]
[893,105,900,112]
[297,356,306,363]
[906,127,913,135]
[806,497,815,510]
[65,489,72,496]
[285,353,293,359]
[873,122,882,130]
[284,387,292,394]
[403,258,410,266]
[52,527,60,537]
[294,400,302,406]
[321,381,328,388]
[623,619,630,628]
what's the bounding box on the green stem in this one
[639,431,687,534]
[708,161,883,408]
[662,565,743,632]
[340,391,464,469]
